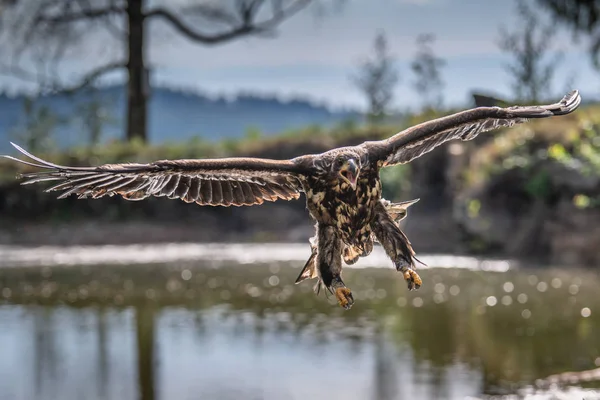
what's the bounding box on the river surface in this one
[0,243,599,400]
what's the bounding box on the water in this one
[0,244,599,400]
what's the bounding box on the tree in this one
[0,0,314,143]
[411,33,445,111]
[75,88,118,147]
[535,0,600,68]
[11,97,65,152]
[498,0,561,103]
[352,32,399,124]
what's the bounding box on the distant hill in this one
[0,85,361,152]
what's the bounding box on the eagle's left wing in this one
[3,143,306,207]
[362,90,581,167]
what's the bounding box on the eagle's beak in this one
[340,159,359,190]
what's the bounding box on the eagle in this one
[3,90,581,309]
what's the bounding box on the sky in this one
[0,0,597,111]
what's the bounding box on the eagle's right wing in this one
[363,90,581,167]
[4,143,306,207]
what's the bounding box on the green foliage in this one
[380,165,411,200]
[466,104,600,207]
[335,118,358,132]
[570,120,600,175]
[541,119,600,182]
[467,199,481,218]
[244,126,263,141]
[524,170,551,199]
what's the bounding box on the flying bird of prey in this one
[3,90,581,309]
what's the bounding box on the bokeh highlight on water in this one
[0,244,598,400]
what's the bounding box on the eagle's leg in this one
[317,224,354,309]
[295,224,354,309]
[371,202,422,290]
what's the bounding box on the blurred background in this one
[0,0,599,399]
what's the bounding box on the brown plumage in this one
[296,198,421,309]
[3,90,581,309]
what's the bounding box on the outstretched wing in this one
[3,143,305,207]
[363,90,581,167]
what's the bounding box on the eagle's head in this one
[318,149,364,190]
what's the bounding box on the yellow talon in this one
[335,287,355,310]
[402,268,422,291]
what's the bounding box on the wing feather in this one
[364,90,581,167]
[3,143,306,207]
[174,175,191,199]
[185,177,201,204]
[211,180,224,204]
[200,180,213,204]
[165,174,181,198]
[220,181,233,206]
[232,182,245,203]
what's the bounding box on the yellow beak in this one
[340,159,359,190]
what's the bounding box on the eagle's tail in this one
[295,249,318,284]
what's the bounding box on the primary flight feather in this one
[3,90,581,309]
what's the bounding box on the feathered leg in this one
[371,201,422,290]
[317,224,354,309]
[296,225,371,282]
[295,223,353,309]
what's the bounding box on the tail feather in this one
[295,247,318,284]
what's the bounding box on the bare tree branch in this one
[182,3,241,28]
[145,0,310,45]
[498,0,561,103]
[411,33,445,111]
[0,63,45,85]
[0,60,125,94]
[146,7,255,43]
[59,61,126,94]
[535,0,600,68]
[34,4,124,25]
[0,0,316,142]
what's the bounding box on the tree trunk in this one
[135,305,156,400]
[126,0,148,142]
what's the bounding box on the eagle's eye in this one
[336,158,345,167]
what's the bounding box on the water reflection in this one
[0,260,599,399]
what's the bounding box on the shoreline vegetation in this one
[1,104,599,267]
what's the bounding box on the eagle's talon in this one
[402,268,422,291]
[334,287,354,309]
